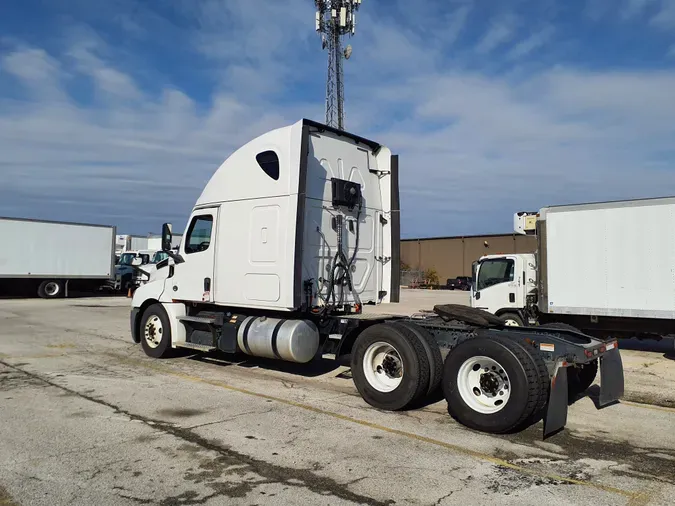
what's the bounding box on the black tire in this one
[393,321,443,398]
[512,340,550,427]
[538,323,598,396]
[567,360,598,396]
[442,335,543,434]
[37,280,63,299]
[499,312,524,327]
[140,304,174,358]
[351,323,430,411]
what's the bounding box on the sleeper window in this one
[256,150,280,181]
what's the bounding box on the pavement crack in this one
[185,408,275,430]
[116,492,154,504]
[0,360,393,506]
[435,491,454,505]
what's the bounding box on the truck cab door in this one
[169,208,218,303]
[472,256,519,314]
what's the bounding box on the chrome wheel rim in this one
[457,356,511,414]
[144,315,163,349]
[363,341,404,393]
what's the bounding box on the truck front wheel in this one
[499,312,524,326]
[443,336,543,433]
[351,323,430,411]
[37,280,63,299]
[140,304,174,358]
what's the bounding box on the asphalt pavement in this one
[1,293,674,505]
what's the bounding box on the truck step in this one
[175,342,216,352]
[179,316,217,325]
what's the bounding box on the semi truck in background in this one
[471,197,675,345]
[127,119,624,438]
[0,217,116,298]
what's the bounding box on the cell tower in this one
[314,0,362,131]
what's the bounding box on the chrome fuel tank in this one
[237,316,319,363]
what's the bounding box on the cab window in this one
[185,215,213,254]
[477,259,514,291]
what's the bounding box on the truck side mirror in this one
[131,257,143,266]
[162,223,173,252]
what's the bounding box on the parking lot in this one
[1,291,675,505]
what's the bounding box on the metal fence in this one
[400,269,426,288]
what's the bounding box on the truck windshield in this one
[118,253,136,266]
[477,258,514,291]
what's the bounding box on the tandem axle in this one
[131,303,624,438]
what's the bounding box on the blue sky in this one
[1,0,674,238]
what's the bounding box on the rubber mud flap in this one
[544,364,568,439]
[599,348,624,407]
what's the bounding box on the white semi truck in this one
[471,197,675,345]
[0,217,116,298]
[129,119,624,437]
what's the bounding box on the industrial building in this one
[400,233,537,285]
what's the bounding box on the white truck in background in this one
[0,217,116,298]
[128,119,624,438]
[471,197,675,344]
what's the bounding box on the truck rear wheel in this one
[351,323,430,411]
[140,304,174,358]
[567,360,598,396]
[538,323,598,396]
[37,280,63,299]
[394,321,444,397]
[514,340,550,426]
[443,335,543,434]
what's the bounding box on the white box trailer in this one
[127,119,624,438]
[541,198,675,320]
[472,197,675,341]
[0,217,116,298]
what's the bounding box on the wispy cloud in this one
[0,0,674,237]
[651,0,675,28]
[475,15,519,54]
[507,26,555,60]
[621,0,657,20]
